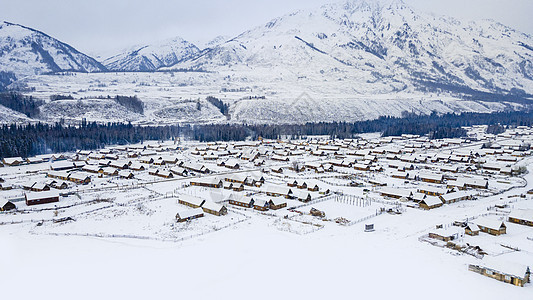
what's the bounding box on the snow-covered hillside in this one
[3,0,533,124]
[0,21,106,89]
[167,0,533,97]
[103,37,200,71]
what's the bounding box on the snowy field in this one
[1,127,533,299]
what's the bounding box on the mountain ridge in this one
[0,21,106,90]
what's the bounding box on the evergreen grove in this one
[1,109,532,159]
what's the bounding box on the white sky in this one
[1,0,532,58]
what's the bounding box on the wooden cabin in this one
[178,195,205,208]
[429,228,458,242]
[419,196,443,210]
[68,173,91,184]
[176,208,204,222]
[201,201,227,216]
[269,197,287,210]
[0,199,16,211]
[118,170,134,179]
[2,157,24,166]
[170,167,188,177]
[25,191,59,206]
[378,187,412,199]
[465,223,480,236]
[440,191,475,204]
[417,186,448,196]
[190,177,222,188]
[469,260,530,287]
[253,198,270,211]
[228,196,254,208]
[508,210,533,227]
[103,167,119,176]
[476,217,507,236]
[232,183,245,192]
[419,173,444,184]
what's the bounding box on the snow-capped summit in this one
[0,21,106,89]
[166,0,533,96]
[103,36,200,71]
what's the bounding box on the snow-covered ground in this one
[1,127,533,299]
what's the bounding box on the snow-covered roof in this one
[477,257,530,279]
[440,191,476,202]
[476,217,505,230]
[465,223,480,231]
[178,194,205,207]
[176,208,204,219]
[202,201,224,212]
[421,196,442,207]
[509,209,533,223]
[378,187,412,198]
[25,191,59,201]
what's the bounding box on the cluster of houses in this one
[378,185,479,210]
[175,194,228,222]
[427,209,533,287]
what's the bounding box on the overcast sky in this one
[1,0,532,58]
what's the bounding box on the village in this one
[1,124,533,289]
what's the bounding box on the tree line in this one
[1,109,532,158]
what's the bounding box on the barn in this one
[25,191,60,206]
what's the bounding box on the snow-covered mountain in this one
[0,21,106,90]
[167,0,533,98]
[103,37,200,71]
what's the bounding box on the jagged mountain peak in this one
[164,0,533,98]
